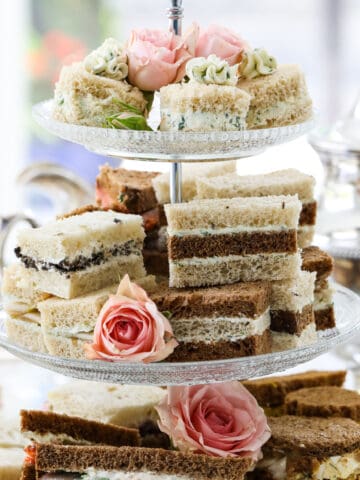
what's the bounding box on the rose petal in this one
[156,382,271,460]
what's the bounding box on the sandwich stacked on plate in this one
[2,210,148,355]
[243,369,360,480]
[165,192,319,352]
[3,161,336,360]
[20,382,269,480]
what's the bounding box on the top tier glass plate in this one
[0,283,358,385]
[33,100,314,162]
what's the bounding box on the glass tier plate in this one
[33,100,314,162]
[0,284,358,385]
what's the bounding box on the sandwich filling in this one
[40,471,192,480]
[15,240,142,275]
[160,110,247,131]
[257,448,360,480]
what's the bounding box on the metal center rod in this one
[167,0,184,203]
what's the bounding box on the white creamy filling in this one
[172,252,299,266]
[314,300,334,311]
[24,430,93,446]
[160,110,246,132]
[172,310,270,343]
[271,322,317,352]
[45,331,93,342]
[3,296,35,316]
[168,224,292,237]
[22,311,42,324]
[83,470,192,480]
[48,325,94,338]
[298,225,315,232]
[257,456,287,480]
[315,451,360,479]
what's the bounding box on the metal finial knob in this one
[167,0,184,35]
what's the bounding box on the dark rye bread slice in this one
[20,410,140,447]
[265,415,360,457]
[242,370,346,407]
[148,280,271,319]
[167,330,272,362]
[270,304,314,334]
[299,201,317,226]
[315,305,336,330]
[143,249,169,276]
[284,386,360,421]
[20,464,36,480]
[35,444,253,480]
[168,230,297,260]
[301,246,334,280]
[96,165,160,214]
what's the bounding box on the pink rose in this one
[196,25,248,65]
[126,24,199,91]
[84,275,178,363]
[156,382,270,460]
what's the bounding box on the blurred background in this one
[1,0,360,215]
[0,0,360,413]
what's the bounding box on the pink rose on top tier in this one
[196,25,248,65]
[126,24,199,91]
[156,382,270,460]
[85,275,178,363]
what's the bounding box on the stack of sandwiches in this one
[243,369,360,479]
[20,409,252,480]
[2,210,148,355]
[3,161,336,360]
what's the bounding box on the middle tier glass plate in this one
[33,100,314,162]
[0,283,358,385]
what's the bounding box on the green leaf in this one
[105,112,153,131]
[162,310,173,320]
[142,90,155,112]
[111,98,142,115]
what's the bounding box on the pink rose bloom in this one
[126,24,199,91]
[85,275,178,363]
[156,382,270,460]
[196,24,248,66]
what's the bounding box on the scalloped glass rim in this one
[33,100,315,162]
[0,283,358,385]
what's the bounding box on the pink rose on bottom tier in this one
[85,275,178,363]
[156,382,270,460]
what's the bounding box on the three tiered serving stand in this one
[1,0,360,385]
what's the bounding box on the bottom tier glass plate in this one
[0,284,359,385]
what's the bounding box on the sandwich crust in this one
[242,370,346,408]
[35,444,253,480]
[148,280,271,319]
[301,246,334,280]
[96,166,160,214]
[20,410,140,447]
[284,386,360,421]
[266,416,360,457]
